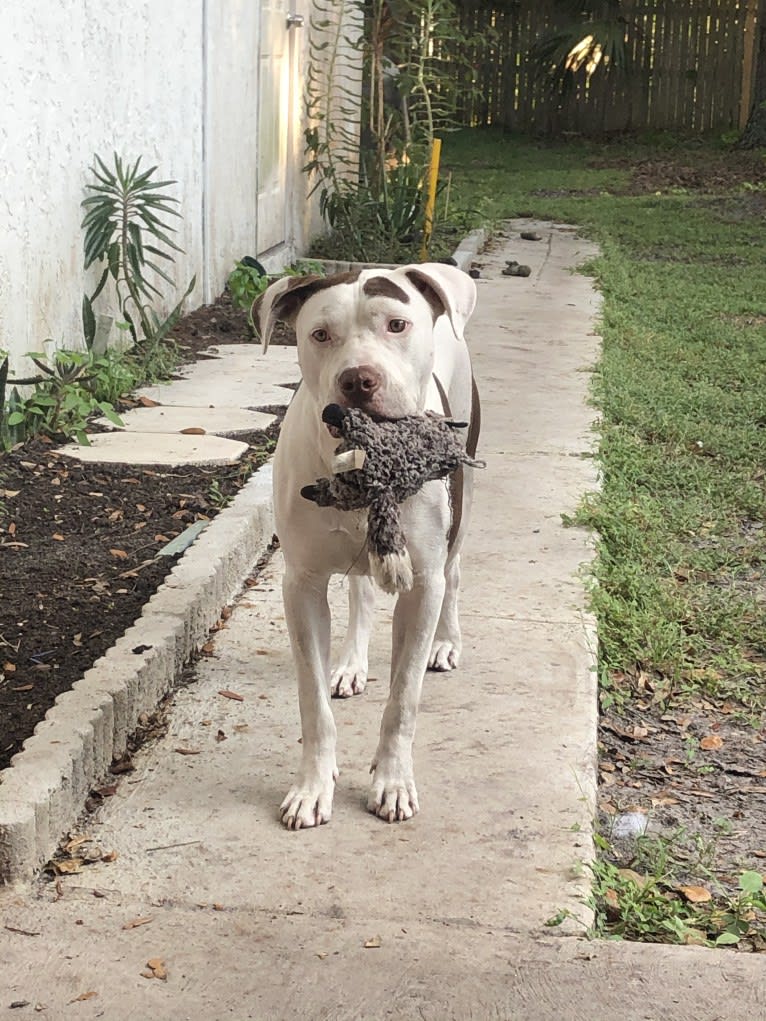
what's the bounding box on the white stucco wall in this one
[0,0,361,375]
[1,1,205,373]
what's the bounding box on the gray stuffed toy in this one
[301,403,484,594]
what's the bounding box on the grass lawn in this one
[445,129,766,714]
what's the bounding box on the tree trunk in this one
[737,0,766,148]
[738,100,766,148]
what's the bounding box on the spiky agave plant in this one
[81,154,194,358]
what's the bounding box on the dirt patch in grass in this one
[594,148,766,194]
[599,701,766,878]
[0,293,291,772]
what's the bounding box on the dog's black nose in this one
[338,365,382,404]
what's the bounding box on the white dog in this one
[256,264,479,828]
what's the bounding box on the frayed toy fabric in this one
[301,403,485,594]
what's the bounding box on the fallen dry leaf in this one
[142,957,168,981]
[363,936,382,948]
[122,916,153,930]
[180,427,206,435]
[53,859,83,874]
[51,533,64,542]
[617,868,647,888]
[109,548,128,560]
[137,396,160,407]
[3,662,16,673]
[69,991,97,1003]
[700,735,724,751]
[174,747,201,756]
[218,689,244,702]
[678,885,712,903]
[651,796,679,808]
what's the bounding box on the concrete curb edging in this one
[449,227,487,271]
[0,464,274,882]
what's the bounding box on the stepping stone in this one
[204,343,298,361]
[94,406,276,436]
[134,377,293,409]
[58,431,249,466]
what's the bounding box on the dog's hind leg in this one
[428,553,462,671]
[331,574,375,698]
[280,567,338,829]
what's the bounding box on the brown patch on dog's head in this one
[404,270,445,323]
[272,270,362,324]
[362,276,411,304]
[250,269,361,341]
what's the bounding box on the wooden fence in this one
[452,0,759,135]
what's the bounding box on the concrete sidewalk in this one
[3,226,764,1019]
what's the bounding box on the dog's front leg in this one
[280,567,338,829]
[368,569,446,822]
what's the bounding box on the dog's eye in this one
[388,318,408,334]
[311,328,330,343]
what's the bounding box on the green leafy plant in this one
[228,258,269,311]
[81,154,195,361]
[304,0,478,263]
[227,257,270,336]
[6,350,123,445]
[0,353,24,451]
[582,829,766,948]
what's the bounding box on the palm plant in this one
[81,154,194,360]
[529,0,636,93]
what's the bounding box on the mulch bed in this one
[0,295,287,772]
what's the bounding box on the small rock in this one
[520,231,543,241]
[468,268,481,279]
[611,811,648,839]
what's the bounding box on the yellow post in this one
[420,137,442,262]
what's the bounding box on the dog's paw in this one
[330,662,368,699]
[428,639,460,672]
[280,772,336,830]
[367,767,419,823]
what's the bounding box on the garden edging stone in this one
[0,464,274,882]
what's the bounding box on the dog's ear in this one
[401,264,477,340]
[252,274,326,351]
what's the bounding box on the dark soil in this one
[0,294,289,772]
